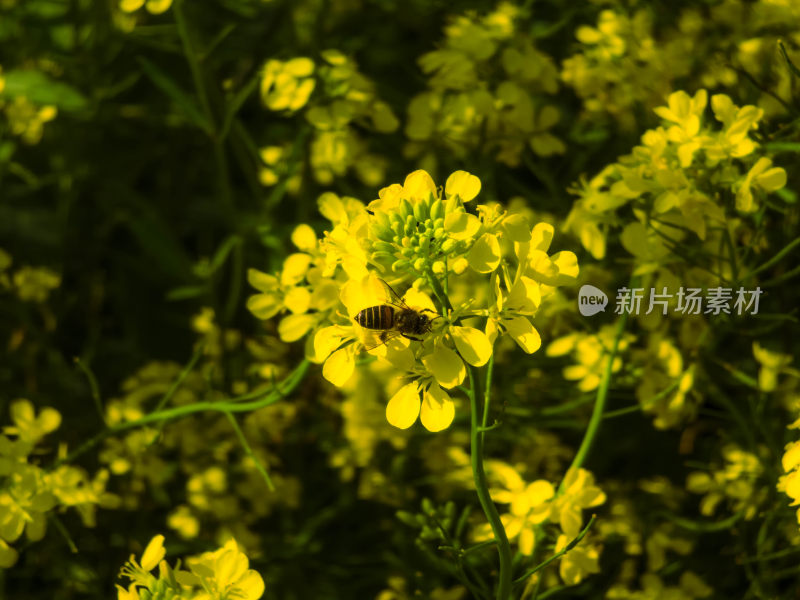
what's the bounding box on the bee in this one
[354,279,438,350]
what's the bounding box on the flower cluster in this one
[0,73,58,145]
[566,89,787,263]
[248,169,579,432]
[259,51,399,186]
[562,2,800,126]
[0,400,119,568]
[686,443,765,520]
[0,249,61,303]
[405,2,563,170]
[117,535,265,600]
[476,464,605,585]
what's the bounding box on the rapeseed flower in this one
[249,169,578,431]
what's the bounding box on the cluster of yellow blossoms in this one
[248,169,578,432]
[562,1,800,125]
[259,51,399,186]
[477,464,605,585]
[0,69,58,145]
[117,535,265,600]
[406,2,564,171]
[0,400,119,568]
[567,89,787,262]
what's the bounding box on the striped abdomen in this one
[355,305,394,330]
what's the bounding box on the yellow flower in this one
[3,399,61,445]
[752,341,792,392]
[555,534,601,585]
[735,157,787,213]
[5,96,57,144]
[119,0,172,14]
[12,266,61,302]
[547,327,632,392]
[686,444,764,519]
[550,468,606,538]
[260,57,315,112]
[482,461,554,555]
[181,538,265,600]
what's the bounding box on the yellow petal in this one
[451,326,493,367]
[755,167,787,192]
[247,268,278,293]
[420,385,455,432]
[445,170,481,202]
[386,382,421,429]
[468,233,501,273]
[502,214,531,242]
[504,316,541,353]
[403,288,436,313]
[284,57,315,77]
[444,211,481,241]
[236,570,266,600]
[284,286,311,314]
[530,222,554,252]
[120,0,145,12]
[280,253,311,286]
[782,441,800,473]
[322,346,355,386]
[145,0,171,13]
[291,224,317,252]
[313,325,350,362]
[422,345,466,389]
[247,293,282,320]
[141,535,166,571]
[38,408,61,434]
[277,313,315,342]
[403,170,437,201]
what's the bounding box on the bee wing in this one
[358,327,402,351]
[376,278,410,309]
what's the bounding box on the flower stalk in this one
[427,270,513,600]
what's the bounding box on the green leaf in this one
[136,56,213,134]
[1,70,87,111]
[762,142,800,153]
[166,285,208,301]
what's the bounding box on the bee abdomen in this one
[355,305,394,330]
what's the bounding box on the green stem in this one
[513,515,596,585]
[53,359,310,469]
[224,411,274,491]
[74,357,105,425]
[469,365,513,600]
[742,235,800,281]
[558,304,630,494]
[427,270,512,600]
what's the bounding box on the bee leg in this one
[402,334,423,342]
[380,331,389,343]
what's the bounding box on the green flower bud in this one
[399,198,413,219]
[432,260,446,274]
[373,241,395,254]
[413,201,428,222]
[413,257,426,271]
[441,238,456,253]
[430,199,444,220]
[391,259,409,272]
